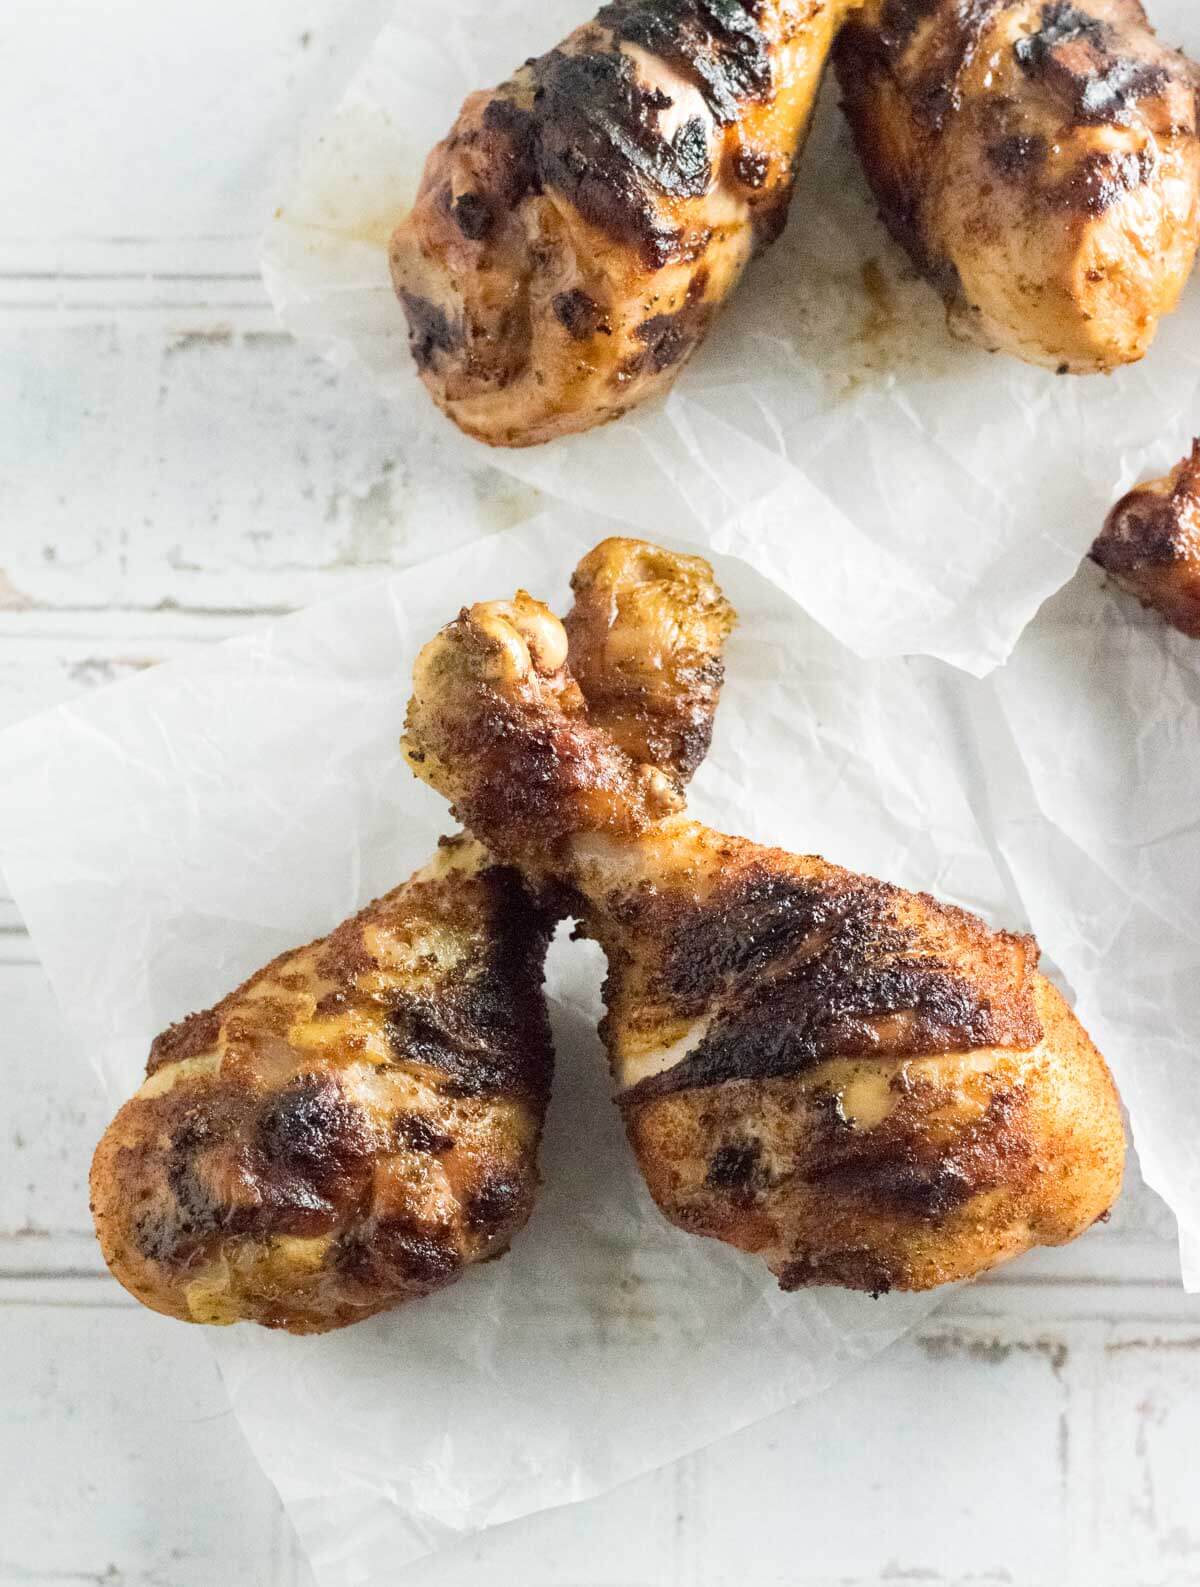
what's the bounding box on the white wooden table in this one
[3,6,1200,1583]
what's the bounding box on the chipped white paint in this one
[3,3,1200,1584]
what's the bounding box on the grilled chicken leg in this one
[390,0,851,447]
[404,590,1126,1293]
[1092,438,1200,635]
[89,540,733,1332]
[836,0,1200,372]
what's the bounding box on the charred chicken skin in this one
[404,589,1126,1294]
[835,0,1200,372]
[90,540,733,1333]
[390,0,850,447]
[1092,438,1200,635]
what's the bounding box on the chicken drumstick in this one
[390,0,853,446]
[835,0,1200,373]
[404,588,1126,1293]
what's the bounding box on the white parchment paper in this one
[0,514,1067,1586]
[261,0,1200,676]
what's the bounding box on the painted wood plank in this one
[0,1,397,251]
[0,325,541,616]
[11,1294,1198,1587]
[0,1298,307,1587]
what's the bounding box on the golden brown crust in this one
[836,0,1200,371]
[610,840,1043,1102]
[404,591,686,857]
[390,1,850,446]
[1092,440,1200,636]
[92,540,736,1332]
[90,839,555,1332]
[564,537,736,780]
[625,976,1124,1292]
[405,584,1127,1294]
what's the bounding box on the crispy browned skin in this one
[1092,439,1200,636]
[835,0,1200,372]
[91,839,554,1333]
[404,591,1126,1294]
[564,538,736,777]
[390,0,850,447]
[90,540,732,1332]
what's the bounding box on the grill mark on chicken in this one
[500,46,716,269]
[798,1083,1032,1225]
[847,0,1002,129]
[399,291,463,373]
[597,0,773,125]
[622,871,1041,1101]
[629,268,714,373]
[1048,144,1156,214]
[554,287,612,340]
[382,881,556,1099]
[1092,440,1200,637]
[335,1219,464,1293]
[1014,4,1170,125]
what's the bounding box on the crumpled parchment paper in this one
[260,0,1200,677]
[0,513,1067,1586]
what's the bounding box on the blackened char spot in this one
[734,145,770,188]
[554,287,612,340]
[255,1077,374,1193]
[1048,146,1155,216]
[629,267,712,375]
[1014,3,1170,125]
[398,1114,456,1154]
[338,1219,463,1290]
[1014,1,1106,69]
[451,191,494,241]
[987,131,1048,176]
[598,0,772,125]
[511,45,714,268]
[399,291,461,372]
[706,1140,762,1193]
[466,1172,526,1231]
[384,867,555,1100]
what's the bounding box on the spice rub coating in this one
[835,0,1200,371]
[91,840,555,1333]
[390,0,851,446]
[404,587,1126,1293]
